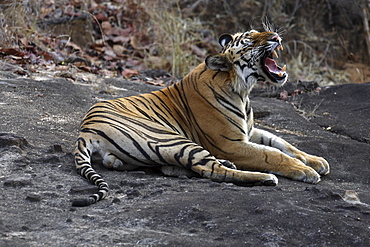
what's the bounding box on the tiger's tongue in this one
[265,57,281,74]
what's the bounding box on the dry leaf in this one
[101,21,112,35]
[122,69,139,78]
[113,45,126,56]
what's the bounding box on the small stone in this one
[40,155,61,163]
[51,144,63,153]
[4,179,32,188]
[126,189,141,199]
[82,214,95,220]
[0,133,28,148]
[21,225,30,231]
[112,197,121,204]
[26,193,42,202]
[202,221,217,229]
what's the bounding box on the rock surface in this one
[0,72,369,246]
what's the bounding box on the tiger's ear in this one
[205,54,232,72]
[219,33,233,47]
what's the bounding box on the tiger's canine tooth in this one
[272,50,278,58]
[282,65,286,71]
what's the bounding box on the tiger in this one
[72,26,330,206]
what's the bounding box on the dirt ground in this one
[0,70,369,247]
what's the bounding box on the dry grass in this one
[140,0,355,83]
[284,41,351,85]
[0,0,41,47]
[0,0,367,84]
[143,0,210,77]
[181,0,367,84]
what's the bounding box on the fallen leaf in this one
[101,21,112,35]
[113,45,126,56]
[0,48,25,57]
[111,36,130,44]
[20,37,29,47]
[39,51,54,61]
[122,69,139,78]
[94,12,109,21]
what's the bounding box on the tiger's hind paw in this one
[255,174,278,186]
[264,175,278,186]
[233,173,278,187]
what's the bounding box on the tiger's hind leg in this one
[83,119,276,186]
[146,137,278,186]
[159,159,237,178]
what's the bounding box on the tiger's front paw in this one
[296,153,330,176]
[285,159,321,184]
[299,166,321,184]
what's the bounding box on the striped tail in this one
[72,138,109,207]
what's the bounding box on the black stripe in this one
[192,84,246,136]
[207,85,245,119]
[198,64,208,78]
[80,128,154,166]
[83,111,176,135]
[149,140,194,166]
[212,71,220,80]
[233,60,247,71]
[187,146,211,168]
[245,72,258,82]
[75,137,90,158]
[177,79,225,151]
[220,135,243,142]
[157,90,190,137]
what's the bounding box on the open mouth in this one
[261,44,287,83]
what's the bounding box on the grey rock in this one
[0,74,369,246]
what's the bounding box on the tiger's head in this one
[206,28,288,92]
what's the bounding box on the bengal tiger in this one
[72,27,330,206]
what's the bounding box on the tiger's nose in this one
[271,34,281,43]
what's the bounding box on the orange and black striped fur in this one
[72,27,330,206]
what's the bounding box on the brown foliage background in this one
[0,0,369,84]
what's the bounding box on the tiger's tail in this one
[72,137,109,207]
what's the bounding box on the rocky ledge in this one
[0,72,369,246]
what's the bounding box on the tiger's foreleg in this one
[247,128,330,181]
